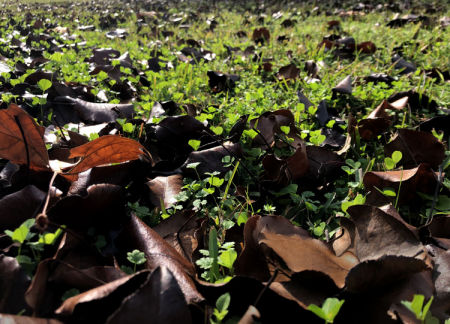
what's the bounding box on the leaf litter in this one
[0,0,449,323]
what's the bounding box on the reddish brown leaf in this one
[356,41,376,54]
[65,135,150,180]
[0,104,49,170]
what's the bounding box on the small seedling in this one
[384,151,402,170]
[401,294,439,324]
[211,292,231,324]
[127,249,146,273]
[308,297,345,323]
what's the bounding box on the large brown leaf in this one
[363,164,438,205]
[106,266,192,324]
[346,205,430,264]
[117,214,203,304]
[65,135,150,180]
[0,104,49,170]
[384,128,446,169]
[55,271,150,322]
[236,215,357,288]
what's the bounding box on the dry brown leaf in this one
[0,104,49,170]
[64,135,151,180]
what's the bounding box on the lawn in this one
[0,0,449,323]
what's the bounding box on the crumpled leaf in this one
[250,110,302,149]
[0,104,49,170]
[384,129,445,169]
[65,135,151,180]
[154,210,205,263]
[236,215,357,288]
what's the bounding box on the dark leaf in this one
[117,214,203,304]
[384,129,446,169]
[0,255,32,315]
[106,267,192,324]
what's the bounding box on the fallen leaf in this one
[332,75,352,95]
[0,255,32,315]
[0,104,49,170]
[65,135,150,180]
[346,205,430,263]
[147,175,183,209]
[363,164,438,205]
[384,129,446,169]
[106,266,192,324]
[51,96,135,124]
[276,63,300,81]
[55,271,150,322]
[0,185,46,231]
[117,214,203,304]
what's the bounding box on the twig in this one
[254,268,279,307]
[36,171,58,232]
